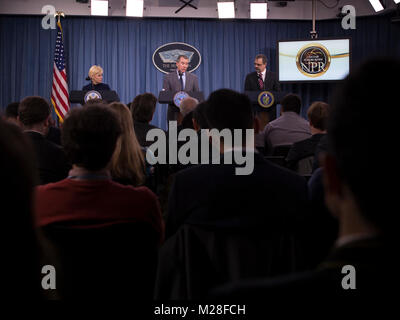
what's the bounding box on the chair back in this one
[155,223,305,299]
[38,222,159,300]
[296,155,314,176]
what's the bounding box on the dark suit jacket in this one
[166,151,309,239]
[46,126,62,146]
[163,71,200,119]
[313,134,329,172]
[134,120,163,148]
[25,131,70,185]
[82,83,111,91]
[286,133,325,170]
[157,152,310,299]
[244,71,281,92]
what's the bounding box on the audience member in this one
[108,102,146,187]
[166,89,308,237]
[192,101,210,130]
[3,102,19,125]
[18,96,69,185]
[156,89,310,298]
[286,101,329,172]
[46,116,62,146]
[179,110,195,130]
[304,167,338,268]
[131,93,162,147]
[34,104,164,242]
[263,94,311,154]
[178,97,198,125]
[312,134,329,172]
[83,98,108,106]
[0,120,41,298]
[211,57,398,298]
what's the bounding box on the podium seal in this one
[173,91,189,108]
[258,91,275,108]
[84,90,102,103]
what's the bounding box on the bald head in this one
[180,97,199,118]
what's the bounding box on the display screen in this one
[278,38,350,82]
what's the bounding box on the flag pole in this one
[54,11,65,128]
[55,11,65,24]
[50,10,69,126]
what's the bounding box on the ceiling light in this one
[218,2,235,19]
[126,0,144,17]
[91,0,109,16]
[250,3,268,19]
[369,0,384,12]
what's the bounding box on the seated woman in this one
[108,102,147,187]
[82,65,111,91]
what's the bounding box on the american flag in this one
[51,21,69,122]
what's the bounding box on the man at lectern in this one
[162,55,200,123]
[244,54,281,151]
[82,65,111,91]
[244,54,280,92]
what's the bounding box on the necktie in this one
[258,72,264,90]
[179,72,184,91]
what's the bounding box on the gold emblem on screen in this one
[296,43,331,77]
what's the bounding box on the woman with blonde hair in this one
[108,102,146,186]
[82,65,111,91]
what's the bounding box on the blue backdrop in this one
[1,13,399,129]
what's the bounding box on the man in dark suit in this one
[244,54,281,151]
[162,55,200,124]
[18,96,70,185]
[165,89,308,238]
[244,54,280,92]
[156,89,309,299]
[211,58,399,300]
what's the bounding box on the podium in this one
[158,91,205,106]
[69,90,120,105]
[244,90,287,121]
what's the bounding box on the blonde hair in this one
[88,65,103,80]
[108,102,146,186]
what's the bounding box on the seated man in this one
[157,89,310,299]
[35,104,164,242]
[263,94,311,154]
[286,101,329,172]
[178,97,198,126]
[2,102,19,125]
[166,89,309,238]
[18,96,70,185]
